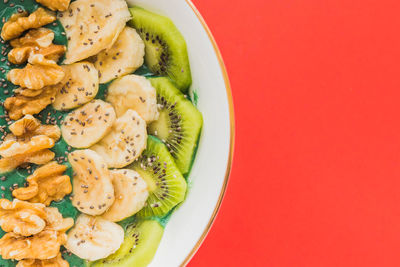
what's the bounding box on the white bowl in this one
[126,0,234,266]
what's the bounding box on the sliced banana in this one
[59,0,130,64]
[91,109,147,168]
[68,149,115,216]
[93,27,145,84]
[61,100,116,148]
[106,75,159,123]
[65,214,124,261]
[52,62,99,111]
[101,169,148,222]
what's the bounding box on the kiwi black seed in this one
[129,135,187,218]
[148,77,202,176]
[129,7,192,92]
[90,219,164,267]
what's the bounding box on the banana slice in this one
[93,27,145,84]
[52,62,99,110]
[59,0,130,64]
[101,169,148,222]
[68,149,115,216]
[61,100,116,148]
[106,75,159,123]
[65,214,124,261]
[91,109,147,168]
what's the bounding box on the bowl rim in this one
[180,1,235,266]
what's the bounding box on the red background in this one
[189,0,400,266]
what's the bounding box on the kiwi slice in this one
[148,77,203,175]
[130,135,187,218]
[91,219,164,267]
[129,7,192,92]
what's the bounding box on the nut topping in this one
[16,253,69,267]
[0,203,73,261]
[0,114,61,173]
[44,207,74,232]
[9,115,61,142]
[8,28,66,65]
[36,0,71,11]
[10,28,54,48]
[7,55,65,90]
[0,135,54,158]
[0,199,47,236]
[0,230,65,260]
[14,88,44,97]
[0,149,55,174]
[1,9,56,41]
[13,162,72,206]
[4,86,57,120]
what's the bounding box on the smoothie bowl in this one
[0,0,233,266]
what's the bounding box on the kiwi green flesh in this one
[148,77,203,176]
[129,7,192,92]
[130,135,187,218]
[90,220,164,267]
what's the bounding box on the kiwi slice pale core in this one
[129,7,192,92]
[148,77,203,176]
[90,219,164,267]
[130,135,187,218]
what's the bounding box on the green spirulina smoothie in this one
[0,1,161,266]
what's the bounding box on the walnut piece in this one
[9,115,61,141]
[1,8,56,41]
[13,162,72,206]
[14,88,44,97]
[0,134,55,173]
[0,229,66,260]
[17,253,69,267]
[4,86,57,120]
[36,0,71,11]
[44,207,74,232]
[0,115,60,173]
[10,28,54,47]
[0,205,73,261]
[7,55,65,90]
[0,199,47,236]
[0,135,54,158]
[8,28,66,65]
[0,149,54,173]
[9,114,40,135]
[8,43,66,65]
[0,12,28,40]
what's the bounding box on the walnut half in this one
[0,115,60,173]
[0,135,55,173]
[36,0,71,11]
[14,88,44,97]
[0,135,54,158]
[0,149,54,174]
[13,162,72,206]
[0,199,47,237]
[10,28,54,48]
[0,205,73,261]
[4,86,57,120]
[17,253,69,267]
[9,115,61,142]
[7,55,65,90]
[44,207,74,232]
[0,229,66,260]
[1,8,56,41]
[8,28,66,65]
